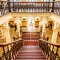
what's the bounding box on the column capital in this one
[42,17,48,20]
[53,28,59,32]
[53,21,60,29]
[1,26,10,31]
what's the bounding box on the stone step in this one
[16,55,46,59]
[15,59,46,60]
[17,52,43,56]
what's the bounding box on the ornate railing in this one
[39,39,60,60]
[0,1,60,16]
[0,39,23,60]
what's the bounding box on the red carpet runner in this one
[14,46,47,60]
[22,32,40,46]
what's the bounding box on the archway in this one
[27,17,34,32]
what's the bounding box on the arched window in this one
[18,0,22,2]
[14,0,17,2]
[41,0,53,2]
[10,0,22,2]
[26,0,36,2]
[27,17,34,30]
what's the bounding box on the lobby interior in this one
[0,0,60,60]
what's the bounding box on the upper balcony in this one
[0,1,60,16]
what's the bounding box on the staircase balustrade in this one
[0,1,60,16]
[0,39,23,60]
[39,39,60,60]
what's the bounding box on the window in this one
[41,0,53,2]
[27,17,34,30]
[18,0,22,2]
[26,0,36,2]
[10,0,22,2]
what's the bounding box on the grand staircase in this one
[0,31,59,60]
[14,46,47,60]
[13,32,47,60]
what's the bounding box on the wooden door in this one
[22,21,27,27]
[35,21,39,27]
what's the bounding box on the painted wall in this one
[22,21,27,27]
[1,0,60,2]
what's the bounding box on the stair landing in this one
[15,46,46,60]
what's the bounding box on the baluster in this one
[52,1,54,12]
[7,45,12,60]
[0,47,3,60]
[2,46,7,60]
[7,1,11,12]
[9,44,13,60]
[54,47,60,60]
[0,55,2,60]
[49,45,54,60]
[45,43,48,59]
[12,43,16,59]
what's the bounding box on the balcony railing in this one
[39,39,60,60]
[0,1,60,16]
[0,38,23,60]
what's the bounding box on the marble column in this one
[51,21,59,43]
[51,29,58,43]
[2,21,11,43]
[41,17,46,37]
